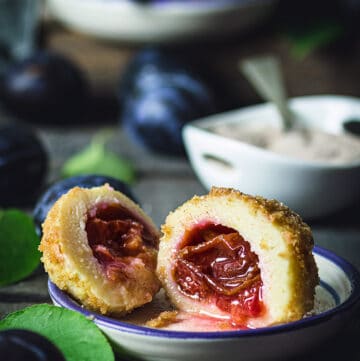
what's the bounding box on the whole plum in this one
[0,51,88,123]
[33,174,137,237]
[119,48,218,155]
[0,329,65,361]
[0,124,47,207]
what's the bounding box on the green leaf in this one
[0,209,40,287]
[0,304,115,361]
[62,130,136,184]
[287,22,344,59]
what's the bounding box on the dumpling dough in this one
[40,184,161,315]
[157,187,318,328]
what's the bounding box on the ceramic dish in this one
[47,0,277,43]
[49,246,360,361]
[182,95,360,219]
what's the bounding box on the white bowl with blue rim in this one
[182,95,360,219]
[48,246,360,361]
[47,0,277,43]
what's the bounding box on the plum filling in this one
[86,203,156,282]
[173,223,264,326]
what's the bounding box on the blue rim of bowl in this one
[81,0,276,12]
[149,0,275,9]
[48,246,360,339]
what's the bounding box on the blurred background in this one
[1,0,360,222]
[31,1,360,99]
[1,0,360,223]
[1,0,360,124]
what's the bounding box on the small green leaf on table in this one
[287,22,344,59]
[0,304,115,361]
[0,209,40,287]
[62,130,136,184]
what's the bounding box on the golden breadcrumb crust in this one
[39,185,161,315]
[157,187,319,327]
[146,311,179,328]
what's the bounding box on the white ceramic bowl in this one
[47,0,277,43]
[182,95,360,219]
[49,247,360,361]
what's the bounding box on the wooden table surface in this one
[1,25,360,361]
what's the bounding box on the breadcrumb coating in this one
[157,187,319,327]
[39,184,161,315]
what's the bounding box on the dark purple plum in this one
[0,124,47,207]
[119,48,180,95]
[118,48,218,156]
[0,329,65,361]
[33,174,137,237]
[0,51,88,124]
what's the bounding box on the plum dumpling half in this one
[39,184,161,315]
[157,187,319,328]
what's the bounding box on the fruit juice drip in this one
[173,223,264,327]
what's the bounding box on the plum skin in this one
[119,48,218,155]
[0,51,88,123]
[0,124,48,207]
[0,329,65,361]
[33,175,137,237]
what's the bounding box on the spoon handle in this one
[239,56,293,131]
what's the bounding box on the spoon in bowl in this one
[240,57,360,138]
[239,56,294,131]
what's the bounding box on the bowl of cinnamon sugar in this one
[183,95,360,219]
